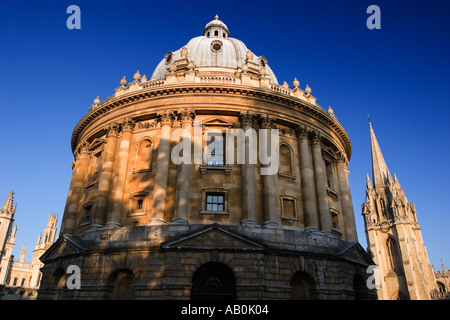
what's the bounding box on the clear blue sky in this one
[1,0,449,270]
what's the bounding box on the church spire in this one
[369,122,392,189]
[1,191,16,216]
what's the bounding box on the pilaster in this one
[149,110,174,225]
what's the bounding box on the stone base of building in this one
[37,223,377,300]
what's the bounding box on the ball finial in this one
[93,96,100,106]
[304,84,311,95]
[120,76,127,87]
[133,70,141,81]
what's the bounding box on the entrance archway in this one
[191,262,236,300]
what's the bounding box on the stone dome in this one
[151,16,278,84]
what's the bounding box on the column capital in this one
[309,130,322,145]
[106,121,120,138]
[336,151,348,165]
[238,111,256,128]
[157,110,174,127]
[258,113,276,129]
[75,141,89,157]
[177,108,196,125]
[295,124,309,138]
[121,117,136,133]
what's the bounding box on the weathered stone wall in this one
[38,225,376,300]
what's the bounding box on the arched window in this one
[386,236,402,272]
[290,272,316,300]
[279,143,293,176]
[191,262,236,300]
[136,139,152,171]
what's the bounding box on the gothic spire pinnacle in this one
[1,191,16,216]
[369,122,392,189]
[366,172,373,189]
[19,243,26,262]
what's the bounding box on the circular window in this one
[165,51,173,64]
[211,41,223,53]
[260,56,267,67]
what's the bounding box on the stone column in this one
[149,110,174,225]
[239,111,257,226]
[91,122,120,227]
[259,114,278,227]
[172,109,195,225]
[106,117,135,228]
[296,125,319,230]
[336,152,357,241]
[311,130,332,232]
[60,142,90,234]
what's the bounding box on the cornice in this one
[71,84,352,159]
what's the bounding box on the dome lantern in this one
[203,15,230,38]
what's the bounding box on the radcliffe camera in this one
[0,1,448,309]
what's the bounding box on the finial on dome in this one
[181,47,188,58]
[215,14,219,20]
[120,76,127,87]
[246,50,254,61]
[93,96,100,106]
[141,74,147,82]
[304,84,311,96]
[188,60,195,70]
[134,70,141,81]
[282,81,289,88]
[293,78,299,89]
[328,105,335,118]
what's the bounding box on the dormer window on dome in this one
[203,15,230,38]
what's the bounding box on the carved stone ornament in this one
[133,70,141,81]
[304,84,311,96]
[258,113,275,129]
[246,50,254,61]
[295,124,309,138]
[181,47,188,58]
[178,108,195,124]
[136,120,158,130]
[77,141,89,155]
[309,130,321,144]
[238,111,255,128]
[107,121,120,137]
[188,60,195,70]
[380,221,390,233]
[120,76,127,87]
[158,110,174,126]
[122,117,136,132]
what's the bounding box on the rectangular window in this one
[84,205,92,223]
[206,192,225,212]
[206,132,225,166]
[137,199,144,210]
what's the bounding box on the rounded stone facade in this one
[38,17,376,300]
